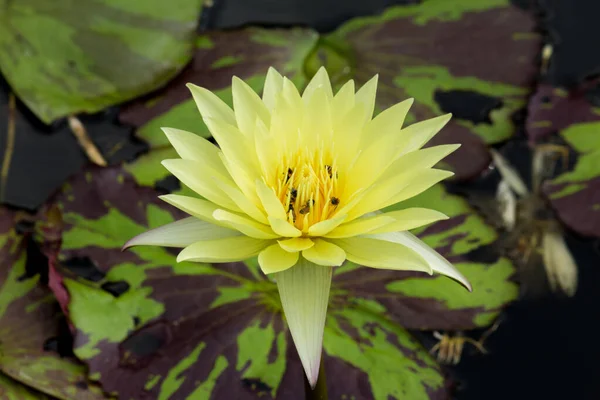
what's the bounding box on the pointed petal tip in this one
[122,233,145,250]
[185,82,201,92]
[276,259,331,394]
[121,234,147,251]
[306,368,319,389]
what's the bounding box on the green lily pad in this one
[313,0,540,180]
[527,82,600,237]
[119,27,318,188]
[53,167,451,399]
[0,207,106,400]
[0,0,203,123]
[0,373,50,400]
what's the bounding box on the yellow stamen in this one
[270,147,341,232]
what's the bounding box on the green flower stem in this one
[304,356,328,400]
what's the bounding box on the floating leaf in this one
[315,0,540,180]
[527,82,600,237]
[53,167,451,399]
[0,0,203,123]
[0,373,50,400]
[335,183,518,331]
[119,27,318,188]
[0,207,106,399]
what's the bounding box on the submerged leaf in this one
[0,0,203,123]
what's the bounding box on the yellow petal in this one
[282,77,303,109]
[362,98,413,145]
[386,169,454,206]
[177,236,270,263]
[217,152,260,207]
[254,119,279,183]
[303,86,332,144]
[278,238,314,252]
[262,67,284,111]
[258,243,299,273]
[347,168,453,220]
[159,194,219,222]
[345,102,417,195]
[212,175,267,223]
[333,102,368,170]
[331,237,431,273]
[325,215,395,238]
[161,159,239,211]
[354,74,378,124]
[213,209,278,239]
[380,144,460,183]
[302,239,346,266]
[371,231,470,291]
[232,76,271,135]
[124,217,239,249]
[256,180,287,220]
[204,118,260,174]
[331,80,355,120]
[161,128,222,167]
[303,67,333,101]
[275,258,331,387]
[187,83,236,126]
[268,216,302,237]
[400,113,452,154]
[307,213,347,236]
[368,208,448,234]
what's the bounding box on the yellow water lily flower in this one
[125,67,471,388]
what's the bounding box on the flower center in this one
[271,148,340,232]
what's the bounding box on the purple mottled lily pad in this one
[526,81,600,237]
[52,167,452,399]
[318,0,540,180]
[335,183,518,331]
[0,207,106,400]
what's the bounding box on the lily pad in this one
[335,183,518,331]
[0,0,203,123]
[527,82,600,237]
[52,167,451,399]
[0,373,50,400]
[119,27,318,188]
[0,81,147,210]
[0,207,106,399]
[49,158,517,398]
[315,0,540,180]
